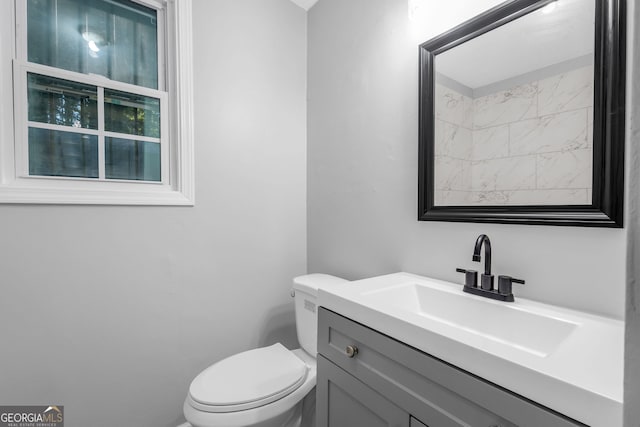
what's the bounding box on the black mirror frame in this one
[418,0,626,227]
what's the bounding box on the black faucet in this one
[473,234,493,290]
[456,234,525,302]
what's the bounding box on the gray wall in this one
[307,0,627,320]
[0,1,307,426]
[625,0,640,424]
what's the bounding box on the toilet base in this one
[184,400,301,427]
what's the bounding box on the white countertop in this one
[318,272,623,427]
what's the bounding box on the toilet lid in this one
[189,343,308,412]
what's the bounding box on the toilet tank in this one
[292,274,348,356]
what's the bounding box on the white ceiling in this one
[289,0,319,11]
[436,0,595,89]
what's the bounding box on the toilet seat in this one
[188,343,308,413]
[184,348,317,427]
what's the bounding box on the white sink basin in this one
[318,272,623,427]
[362,282,577,357]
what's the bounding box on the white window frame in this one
[0,0,194,205]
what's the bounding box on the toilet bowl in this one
[183,274,347,427]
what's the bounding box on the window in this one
[0,0,194,205]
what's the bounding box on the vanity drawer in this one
[318,308,586,427]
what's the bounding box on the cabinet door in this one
[317,355,409,427]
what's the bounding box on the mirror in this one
[418,0,625,227]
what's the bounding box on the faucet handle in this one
[498,275,525,296]
[456,268,478,288]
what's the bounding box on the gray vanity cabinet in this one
[317,308,586,427]
[317,355,407,426]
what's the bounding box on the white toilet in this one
[183,274,347,427]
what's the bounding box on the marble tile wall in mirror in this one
[435,61,594,205]
[432,0,595,206]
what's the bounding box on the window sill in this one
[0,181,194,205]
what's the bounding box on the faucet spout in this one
[473,234,491,275]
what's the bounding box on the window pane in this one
[28,73,98,129]
[105,138,160,181]
[28,0,158,89]
[29,128,98,178]
[104,89,160,138]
